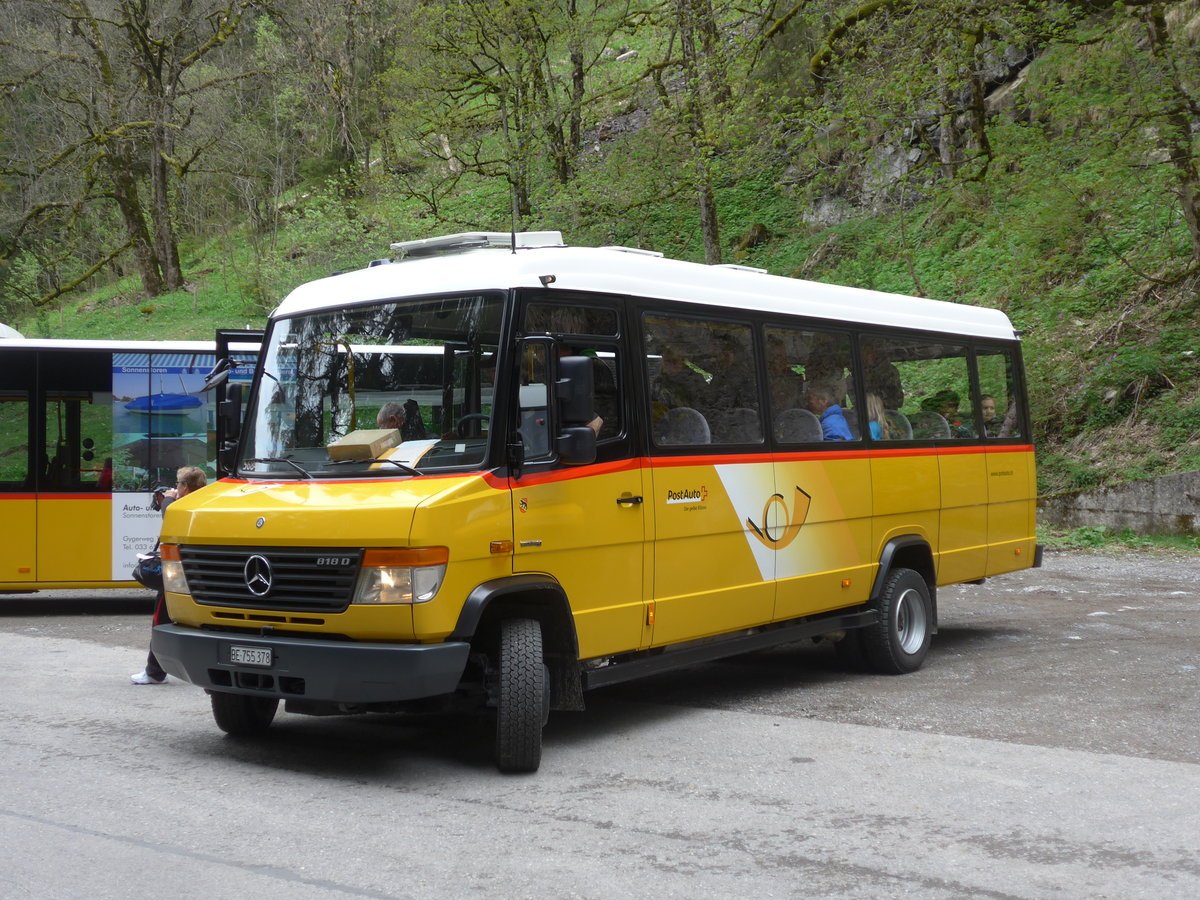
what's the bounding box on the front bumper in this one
[152,624,471,704]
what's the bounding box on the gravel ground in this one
[3,549,1198,763]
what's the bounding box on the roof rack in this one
[713,263,768,274]
[599,245,664,258]
[390,231,565,259]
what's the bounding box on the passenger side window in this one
[516,343,552,460]
[643,314,762,446]
[874,338,977,440]
[523,300,623,443]
[765,325,857,443]
[42,350,117,492]
[0,350,32,488]
[111,351,217,489]
[977,346,1024,439]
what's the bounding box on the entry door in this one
[649,456,777,645]
[36,350,116,583]
[643,314,776,646]
[0,349,36,584]
[509,305,649,660]
[512,462,649,659]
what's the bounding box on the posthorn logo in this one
[747,485,812,550]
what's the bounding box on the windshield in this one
[240,292,504,478]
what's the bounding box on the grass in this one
[1037,524,1200,553]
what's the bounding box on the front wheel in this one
[494,618,547,773]
[210,691,279,736]
[861,567,933,674]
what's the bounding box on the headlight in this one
[160,544,190,595]
[353,547,448,605]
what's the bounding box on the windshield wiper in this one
[244,457,313,479]
[327,458,421,476]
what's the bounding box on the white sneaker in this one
[130,670,165,685]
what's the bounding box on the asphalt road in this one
[1,550,1198,899]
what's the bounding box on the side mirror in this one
[218,383,243,427]
[557,426,596,466]
[216,384,243,478]
[556,355,594,424]
[202,357,231,392]
[218,441,240,475]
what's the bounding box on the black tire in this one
[494,618,547,773]
[210,691,279,736]
[861,567,933,674]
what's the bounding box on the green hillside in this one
[4,1,1200,495]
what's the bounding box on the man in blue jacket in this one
[806,382,853,441]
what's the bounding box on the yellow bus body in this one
[147,232,1039,772]
[164,444,1036,650]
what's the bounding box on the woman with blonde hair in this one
[866,393,893,441]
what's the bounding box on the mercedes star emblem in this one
[243,554,273,596]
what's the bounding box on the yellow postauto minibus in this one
[152,231,1040,772]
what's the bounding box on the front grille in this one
[180,546,363,612]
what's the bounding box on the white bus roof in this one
[273,236,1019,341]
[0,338,259,353]
[0,338,217,352]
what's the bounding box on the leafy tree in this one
[274,0,407,182]
[1132,2,1200,266]
[662,0,734,262]
[382,0,637,222]
[0,0,260,302]
[1010,1,1200,276]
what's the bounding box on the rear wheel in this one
[862,567,933,674]
[494,618,547,773]
[210,691,279,736]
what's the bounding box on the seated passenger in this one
[401,399,427,440]
[653,345,707,410]
[766,334,805,415]
[923,390,974,438]
[805,381,852,441]
[650,344,707,435]
[857,342,904,410]
[981,394,998,436]
[866,393,894,440]
[377,401,405,432]
[579,350,618,439]
[707,333,756,411]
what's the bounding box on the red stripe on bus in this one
[484,457,643,488]
[28,493,113,500]
[218,471,483,487]
[209,443,1035,493]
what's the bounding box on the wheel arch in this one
[450,574,584,711]
[870,536,938,631]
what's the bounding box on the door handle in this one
[616,495,643,506]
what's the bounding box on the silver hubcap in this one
[894,587,928,654]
